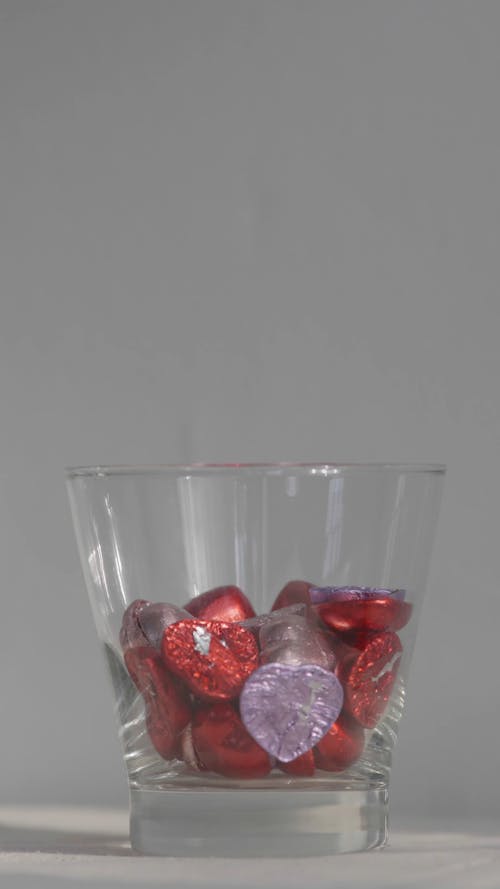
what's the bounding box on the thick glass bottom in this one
[130,786,388,857]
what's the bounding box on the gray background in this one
[1,0,499,824]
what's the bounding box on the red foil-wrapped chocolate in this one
[184,585,256,622]
[271,580,313,612]
[338,631,403,728]
[314,712,365,771]
[191,702,272,779]
[337,630,380,651]
[124,646,191,759]
[309,586,406,605]
[162,618,258,701]
[315,596,412,635]
[119,599,150,651]
[278,749,315,777]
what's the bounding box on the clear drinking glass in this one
[66,463,444,856]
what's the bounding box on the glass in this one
[66,463,445,856]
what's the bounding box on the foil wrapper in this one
[162,618,258,701]
[259,613,335,671]
[240,603,308,631]
[138,602,191,649]
[309,586,406,605]
[240,663,344,762]
[119,599,190,651]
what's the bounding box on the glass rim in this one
[66,461,446,478]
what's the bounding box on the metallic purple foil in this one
[138,602,191,649]
[240,603,308,631]
[309,586,406,605]
[259,614,335,671]
[240,663,344,762]
[120,599,191,651]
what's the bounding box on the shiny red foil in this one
[339,631,403,728]
[184,585,256,622]
[192,702,272,779]
[278,749,316,777]
[162,618,258,701]
[337,630,379,651]
[124,646,190,759]
[315,597,412,634]
[314,712,365,771]
[271,580,313,611]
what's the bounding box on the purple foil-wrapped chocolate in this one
[240,663,343,761]
[138,602,191,649]
[119,599,190,651]
[309,586,406,605]
[240,603,308,632]
[259,613,335,671]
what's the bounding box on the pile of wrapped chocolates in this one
[120,581,412,779]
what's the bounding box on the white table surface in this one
[0,806,498,889]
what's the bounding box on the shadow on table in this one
[0,821,133,857]
[0,878,135,889]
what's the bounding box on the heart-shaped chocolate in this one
[119,599,150,650]
[259,613,336,671]
[240,603,308,632]
[338,631,403,728]
[309,586,406,605]
[278,749,316,777]
[162,618,258,701]
[124,646,191,759]
[138,602,191,649]
[184,585,256,622]
[119,599,190,651]
[271,580,313,611]
[240,663,343,762]
[315,596,412,634]
[191,703,272,779]
[314,712,365,772]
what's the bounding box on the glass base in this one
[130,787,388,857]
